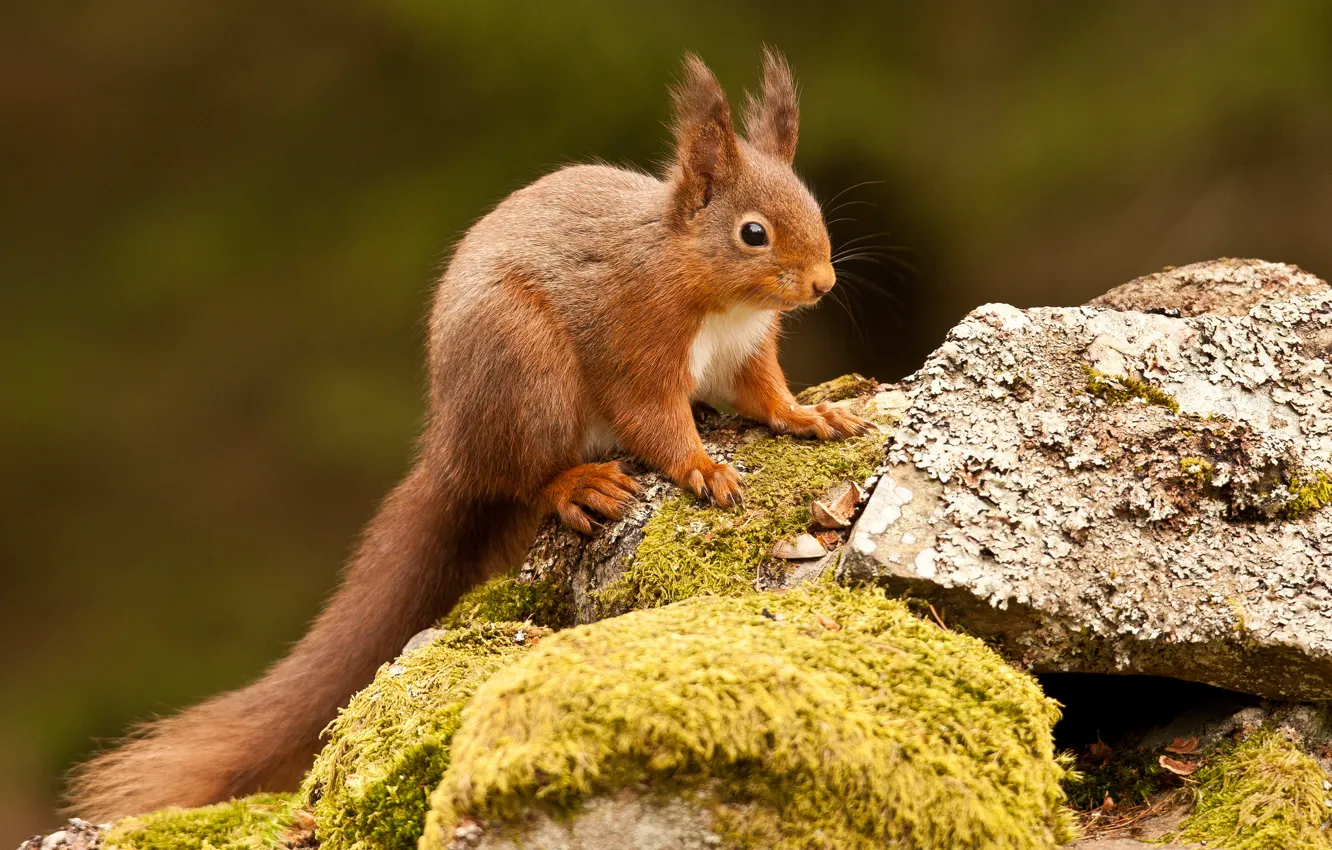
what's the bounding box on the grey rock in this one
[840,259,1332,699]
[402,627,449,655]
[458,794,722,850]
[18,820,103,850]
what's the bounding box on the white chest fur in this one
[689,305,774,403]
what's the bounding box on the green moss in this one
[594,416,885,614]
[1281,470,1332,519]
[438,572,574,629]
[1083,366,1180,414]
[103,793,296,850]
[422,585,1076,850]
[794,373,878,405]
[1178,729,1332,850]
[1179,456,1214,486]
[300,623,548,850]
[1062,747,1165,811]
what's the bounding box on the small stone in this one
[402,628,447,655]
[771,534,827,560]
[39,832,67,850]
[450,819,484,848]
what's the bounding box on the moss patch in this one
[1062,747,1165,811]
[103,793,296,850]
[1179,456,1214,486]
[1083,366,1180,414]
[594,414,885,614]
[300,623,548,850]
[1281,470,1332,519]
[438,572,574,629]
[1178,729,1331,849]
[422,585,1076,850]
[794,373,878,404]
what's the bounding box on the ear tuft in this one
[669,53,741,226]
[744,47,800,164]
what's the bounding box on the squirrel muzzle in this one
[808,262,836,298]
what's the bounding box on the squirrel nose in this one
[809,263,836,297]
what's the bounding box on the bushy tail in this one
[68,458,534,820]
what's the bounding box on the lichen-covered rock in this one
[300,623,548,850]
[840,259,1332,700]
[1088,258,1329,317]
[17,818,108,850]
[421,585,1076,850]
[450,383,906,629]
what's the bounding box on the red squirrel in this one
[69,49,866,819]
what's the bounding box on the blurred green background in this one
[3,0,1331,840]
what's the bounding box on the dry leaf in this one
[1164,736,1199,755]
[811,499,851,529]
[770,533,827,559]
[815,613,842,631]
[1159,755,1198,776]
[1087,740,1113,762]
[811,482,864,529]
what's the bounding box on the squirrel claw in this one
[680,460,742,508]
[542,461,641,535]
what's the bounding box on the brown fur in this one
[68,50,865,819]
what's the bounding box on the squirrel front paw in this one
[676,457,743,508]
[771,402,870,440]
[539,461,642,535]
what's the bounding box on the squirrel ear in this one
[669,54,741,225]
[744,47,799,164]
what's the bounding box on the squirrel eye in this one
[739,221,769,247]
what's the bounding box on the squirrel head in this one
[666,49,834,311]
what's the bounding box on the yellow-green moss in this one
[300,623,548,850]
[1178,729,1332,849]
[794,373,878,404]
[1179,456,1214,486]
[1281,470,1332,519]
[422,585,1076,850]
[103,793,296,850]
[594,419,884,614]
[438,572,574,629]
[1083,366,1180,414]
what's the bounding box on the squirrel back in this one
[70,48,861,819]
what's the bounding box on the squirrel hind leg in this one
[535,461,641,535]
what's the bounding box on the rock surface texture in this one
[840,259,1332,700]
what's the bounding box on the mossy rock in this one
[421,584,1076,850]
[451,378,899,628]
[102,793,297,849]
[794,372,878,404]
[440,573,575,630]
[300,622,549,850]
[597,419,885,613]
